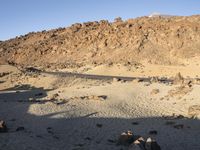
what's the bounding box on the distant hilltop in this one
[149,12,174,18]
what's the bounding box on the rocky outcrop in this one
[0,15,200,68]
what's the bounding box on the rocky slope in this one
[0,15,200,68]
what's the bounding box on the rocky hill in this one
[0,15,200,68]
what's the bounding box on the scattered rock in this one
[129,140,145,150]
[163,114,186,120]
[165,121,176,125]
[176,115,185,119]
[107,139,116,143]
[113,78,126,83]
[151,89,159,95]
[118,131,135,145]
[130,137,146,150]
[145,137,161,150]
[80,95,107,101]
[54,99,69,105]
[159,97,164,100]
[10,118,16,122]
[16,126,25,131]
[24,67,41,73]
[150,77,159,83]
[118,131,161,150]
[35,92,43,96]
[173,124,184,129]
[51,93,59,100]
[36,135,43,138]
[0,72,10,78]
[148,130,158,135]
[98,95,107,100]
[53,135,59,140]
[132,122,139,125]
[173,72,184,84]
[47,127,54,134]
[113,78,121,82]
[188,105,200,118]
[145,138,152,150]
[71,23,82,32]
[0,120,7,133]
[168,85,192,98]
[184,80,193,87]
[193,78,200,85]
[85,137,92,141]
[74,143,85,147]
[132,78,142,83]
[96,123,103,128]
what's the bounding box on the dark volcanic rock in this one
[0,120,8,133]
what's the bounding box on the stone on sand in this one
[145,137,161,150]
[129,140,145,150]
[118,131,161,150]
[150,77,159,83]
[113,78,121,82]
[129,137,146,150]
[118,131,134,145]
[151,89,160,95]
[0,120,7,133]
[132,78,141,83]
[173,72,184,84]
[188,105,200,118]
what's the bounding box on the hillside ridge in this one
[0,15,200,68]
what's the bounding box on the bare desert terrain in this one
[1,15,200,150]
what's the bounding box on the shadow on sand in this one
[0,84,200,150]
[43,71,173,83]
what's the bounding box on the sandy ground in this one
[0,64,200,150]
[58,56,200,78]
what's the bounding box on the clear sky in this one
[0,0,199,41]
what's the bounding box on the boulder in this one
[113,78,120,82]
[118,131,134,145]
[118,131,161,150]
[0,120,7,133]
[132,78,142,83]
[150,77,159,83]
[188,105,200,118]
[151,89,160,95]
[173,72,184,84]
[129,139,145,150]
[145,137,161,150]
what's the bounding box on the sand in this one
[1,64,200,150]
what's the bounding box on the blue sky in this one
[0,0,199,40]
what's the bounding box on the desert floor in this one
[0,63,200,150]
